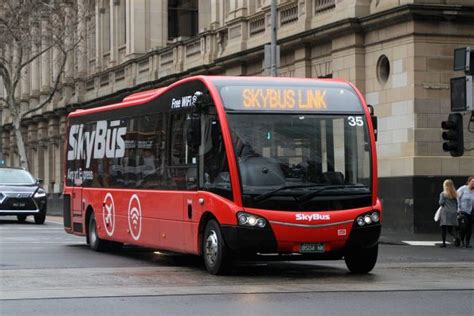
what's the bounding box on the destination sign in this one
[218,84,363,113]
[242,88,327,110]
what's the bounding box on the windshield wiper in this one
[252,184,325,203]
[296,184,368,203]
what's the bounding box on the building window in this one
[168,0,198,40]
[377,55,390,84]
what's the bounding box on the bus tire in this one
[88,212,107,252]
[17,215,27,223]
[203,219,230,275]
[34,211,46,224]
[344,244,378,274]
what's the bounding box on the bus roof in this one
[67,76,355,118]
[121,88,165,103]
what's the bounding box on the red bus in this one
[63,76,381,274]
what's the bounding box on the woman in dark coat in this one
[438,179,459,247]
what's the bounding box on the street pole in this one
[270,0,277,77]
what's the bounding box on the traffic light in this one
[441,113,464,157]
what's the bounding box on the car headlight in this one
[34,189,46,198]
[237,212,267,228]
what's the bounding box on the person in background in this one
[457,176,474,248]
[438,179,459,248]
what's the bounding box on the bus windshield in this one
[226,113,371,209]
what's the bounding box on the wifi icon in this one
[130,207,140,228]
[128,194,142,241]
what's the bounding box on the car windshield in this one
[226,113,371,198]
[0,169,36,185]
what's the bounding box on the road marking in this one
[402,241,449,246]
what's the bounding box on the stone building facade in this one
[1,0,473,232]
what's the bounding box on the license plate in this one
[300,243,325,253]
[13,202,26,207]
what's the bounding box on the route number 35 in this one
[347,116,364,127]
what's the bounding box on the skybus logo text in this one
[67,120,127,168]
[295,214,331,221]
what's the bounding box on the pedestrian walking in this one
[438,179,459,248]
[457,176,474,248]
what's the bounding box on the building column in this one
[30,25,40,98]
[110,0,118,65]
[149,0,167,49]
[40,19,51,94]
[26,123,37,174]
[37,121,47,183]
[95,1,103,70]
[77,0,88,77]
[294,46,312,78]
[209,0,220,29]
[126,0,146,56]
[58,115,67,190]
[47,117,60,193]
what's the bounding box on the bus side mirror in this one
[186,114,201,149]
[368,104,378,142]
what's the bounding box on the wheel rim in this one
[89,218,97,246]
[204,230,219,267]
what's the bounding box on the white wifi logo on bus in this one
[128,194,142,240]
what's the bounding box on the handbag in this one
[434,206,441,222]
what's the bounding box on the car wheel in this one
[88,212,107,252]
[344,244,378,274]
[34,211,46,224]
[17,215,27,223]
[203,219,230,275]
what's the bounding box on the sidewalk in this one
[380,229,442,246]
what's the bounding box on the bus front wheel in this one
[203,220,230,275]
[88,212,108,252]
[344,244,378,274]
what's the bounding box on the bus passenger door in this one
[71,156,84,233]
[181,113,202,253]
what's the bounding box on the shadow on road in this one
[64,242,370,279]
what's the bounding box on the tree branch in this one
[0,63,12,92]
[20,49,68,119]
[17,42,55,73]
[0,16,20,43]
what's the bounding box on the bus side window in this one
[169,112,199,190]
[201,110,232,201]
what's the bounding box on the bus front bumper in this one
[220,223,381,256]
[221,225,278,254]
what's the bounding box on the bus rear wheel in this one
[344,244,378,274]
[203,219,230,275]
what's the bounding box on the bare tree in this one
[0,0,90,170]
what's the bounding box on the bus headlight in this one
[237,212,267,228]
[370,212,380,223]
[355,211,380,227]
[364,215,372,225]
